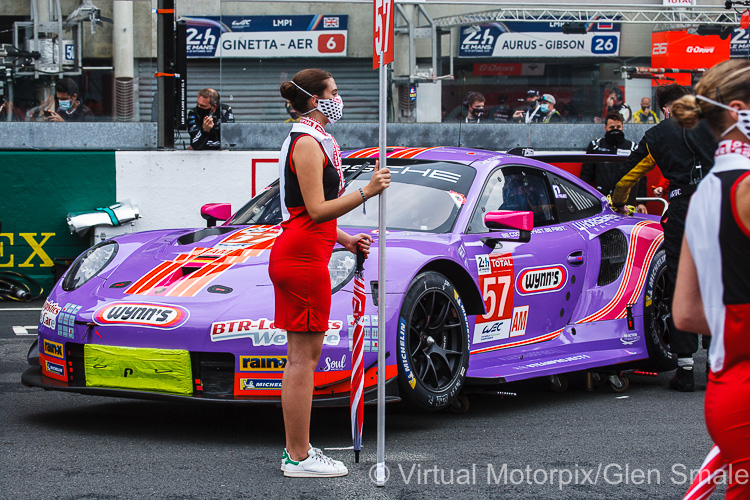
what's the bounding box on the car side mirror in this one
[484,210,534,243]
[201,203,231,227]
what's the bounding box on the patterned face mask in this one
[291,81,345,124]
[314,95,344,124]
[697,94,750,140]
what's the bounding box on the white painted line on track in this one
[13,326,38,335]
[616,396,630,399]
[324,446,354,450]
[1,308,42,312]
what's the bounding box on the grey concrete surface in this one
[1,302,718,499]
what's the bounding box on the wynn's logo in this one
[517,266,567,295]
[94,302,189,329]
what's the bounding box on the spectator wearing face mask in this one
[632,97,660,124]
[463,91,486,123]
[512,89,543,124]
[580,111,646,212]
[539,94,563,123]
[44,77,93,122]
[187,88,234,150]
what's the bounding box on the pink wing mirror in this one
[201,203,232,227]
[484,210,534,243]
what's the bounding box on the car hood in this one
[96,225,281,301]
[87,224,462,304]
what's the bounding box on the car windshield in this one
[228,160,476,233]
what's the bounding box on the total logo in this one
[686,46,714,54]
[516,265,567,295]
[94,302,189,329]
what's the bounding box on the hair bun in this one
[279,81,297,101]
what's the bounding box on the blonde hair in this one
[672,60,750,135]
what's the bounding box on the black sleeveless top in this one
[283,132,340,208]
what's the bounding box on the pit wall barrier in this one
[1,151,279,293]
[1,147,665,294]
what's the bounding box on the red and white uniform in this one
[685,139,750,498]
[268,117,344,332]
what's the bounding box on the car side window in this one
[547,174,603,222]
[467,166,557,234]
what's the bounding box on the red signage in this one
[474,63,523,76]
[651,31,729,68]
[373,0,394,69]
[650,31,728,87]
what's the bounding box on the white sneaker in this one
[282,446,348,477]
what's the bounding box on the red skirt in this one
[705,363,750,497]
[268,209,336,333]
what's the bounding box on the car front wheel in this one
[396,271,469,411]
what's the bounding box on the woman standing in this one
[672,59,750,498]
[270,68,390,478]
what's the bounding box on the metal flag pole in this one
[375,53,387,488]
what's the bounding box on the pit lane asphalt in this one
[1,300,718,499]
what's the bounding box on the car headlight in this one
[329,249,356,294]
[62,241,118,291]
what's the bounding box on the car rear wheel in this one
[642,249,677,371]
[396,271,469,411]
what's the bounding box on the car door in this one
[461,165,588,359]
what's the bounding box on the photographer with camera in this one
[187,88,234,150]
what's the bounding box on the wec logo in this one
[517,266,567,295]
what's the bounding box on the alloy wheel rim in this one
[406,289,464,391]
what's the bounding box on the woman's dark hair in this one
[672,59,750,136]
[279,69,333,114]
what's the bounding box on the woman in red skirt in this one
[674,59,750,498]
[270,68,390,477]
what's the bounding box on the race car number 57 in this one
[477,254,514,322]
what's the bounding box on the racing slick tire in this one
[641,249,678,372]
[396,271,470,411]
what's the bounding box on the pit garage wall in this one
[0,151,280,293]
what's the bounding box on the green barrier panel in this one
[84,344,193,395]
[0,151,116,296]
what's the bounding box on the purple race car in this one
[23,146,674,411]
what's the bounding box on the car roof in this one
[341,146,587,186]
